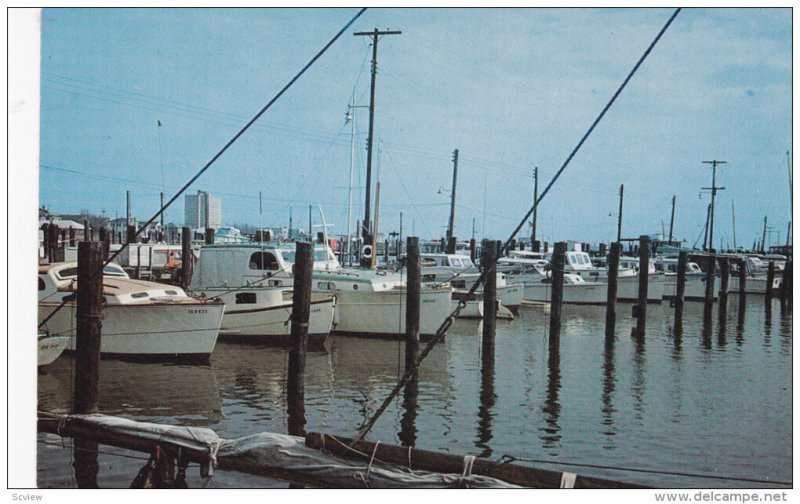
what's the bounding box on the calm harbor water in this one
[37,294,792,488]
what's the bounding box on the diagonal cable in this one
[354,7,682,441]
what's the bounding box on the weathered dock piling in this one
[766,261,775,299]
[400,237,421,447]
[48,223,60,262]
[706,255,717,309]
[405,237,421,372]
[288,241,313,437]
[180,226,192,289]
[481,240,498,348]
[738,257,747,296]
[780,260,792,305]
[69,226,75,246]
[99,226,110,259]
[674,251,687,337]
[127,224,136,245]
[719,258,729,300]
[549,242,566,347]
[634,235,649,339]
[469,238,477,264]
[73,240,104,488]
[205,227,215,245]
[605,242,621,340]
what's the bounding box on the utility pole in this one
[446,148,459,249]
[617,184,624,243]
[702,160,727,252]
[354,28,401,253]
[531,166,538,246]
[668,195,676,242]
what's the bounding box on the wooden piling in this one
[99,227,110,259]
[704,253,716,306]
[180,226,193,289]
[469,238,477,265]
[446,236,457,255]
[288,241,313,437]
[738,257,747,295]
[205,227,215,245]
[780,260,791,304]
[400,236,421,448]
[634,235,649,339]
[481,239,498,349]
[674,251,687,333]
[68,226,75,246]
[766,261,775,299]
[405,237,421,373]
[48,224,60,262]
[719,258,729,299]
[605,242,621,340]
[549,242,566,347]
[127,224,136,244]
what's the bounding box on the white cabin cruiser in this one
[38,262,224,361]
[726,256,782,294]
[521,268,608,305]
[188,244,336,346]
[420,253,524,315]
[655,257,722,300]
[252,243,454,339]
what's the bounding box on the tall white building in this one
[185,190,222,229]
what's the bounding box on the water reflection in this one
[717,296,728,349]
[476,337,496,458]
[398,368,419,447]
[601,335,617,447]
[631,333,646,422]
[701,305,713,352]
[764,299,773,348]
[540,342,561,452]
[38,357,223,425]
[736,296,746,348]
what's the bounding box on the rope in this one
[352,8,682,441]
[40,7,368,327]
[495,455,792,486]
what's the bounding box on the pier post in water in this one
[766,261,775,300]
[205,227,215,245]
[704,253,716,311]
[481,239,498,349]
[634,235,649,339]
[674,251,687,335]
[469,238,477,265]
[719,258,729,300]
[288,241,313,437]
[400,236,421,447]
[180,226,193,289]
[780,260,792,305]
[549,241,567,347]
[127,224,136,245]
[69,226,75,246]
[72,241,104,487]
[99,226,110,259]
[738,257,747,295]
[605,242,621,340]
[405,237,421,373]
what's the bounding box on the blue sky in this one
[37,7,792,248]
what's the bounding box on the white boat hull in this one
[207,290,335,345]
[728,275,781,294]
[616,274,665,302]
[522,281,608,305]
[38,333,69,366]
[38,301,224,360]
[332,287,453,338]
[662,274,721,300]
